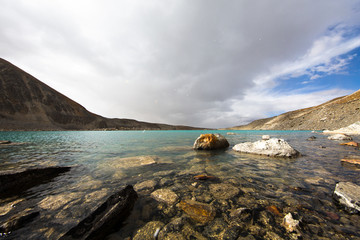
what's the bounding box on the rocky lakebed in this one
[0,130,359,240]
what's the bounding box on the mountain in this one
[229,89,360,131]
[0,58,199,131]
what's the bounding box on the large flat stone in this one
[233,138,299,158]
[334,182,360,213]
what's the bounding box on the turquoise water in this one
[0,130,359,239]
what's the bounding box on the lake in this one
[0,130,359,239]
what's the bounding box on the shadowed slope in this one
[0,58,200,130]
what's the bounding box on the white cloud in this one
[0,0,359,128]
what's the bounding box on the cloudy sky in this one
[1,0,360,128]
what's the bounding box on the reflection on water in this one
[0,130,359,239]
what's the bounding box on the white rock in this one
[282,213,300,232]
[233,138,299,158]
[334,182,360,213]
[325,121,360,135]
[327,133,352,141]
[262,135,270,140]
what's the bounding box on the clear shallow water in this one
[0,130,359,239]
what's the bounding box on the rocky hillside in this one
[0,58,199,131]
[229,89,360,130]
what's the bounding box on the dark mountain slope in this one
[0,58,199,130]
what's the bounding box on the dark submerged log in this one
[60,185,138,240]
[0,166,71,198]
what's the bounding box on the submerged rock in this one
[132,221,165,240]
[39,192,81,210]
[102,156,157,170]
[59,185,138,240]
[193,174,217,181]
[0,166,71,198]
[341,156,360,167]
[232,138,299,158]
[307,136,317,141]
[334,182,360,213]
[0,211,39,234]
[0,199,24,216]
[327,134,352,141]
[281,213,300,232]
[179,200,216,224]
[193,134,229,150]
[266,205,283,217]
[340,141,359,147]
[134,180,157,191]
[151,189,178,205]
[209,183,240,200]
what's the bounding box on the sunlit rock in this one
[233,138,299,158]
[334,182,360,213]
[193,134,229,150]
[151,189,179,205]
[327,133,352,140]
[324,121,360,135]
[282,213,300,232]
[340,141,359,147]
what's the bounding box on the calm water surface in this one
[0,130,359,239]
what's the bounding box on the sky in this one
[1,0,360,128]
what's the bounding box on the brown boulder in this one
[179,200,216,224]
[193,134,229,150]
